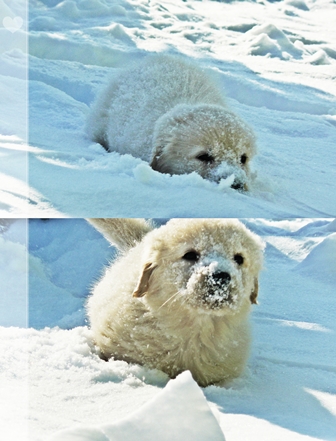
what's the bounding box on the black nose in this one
[212,272,231,284]
[231,180,245,191]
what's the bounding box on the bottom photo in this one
[1,218,336,441]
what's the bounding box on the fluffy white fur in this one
[87,218,264,387]
[86,55,257,190]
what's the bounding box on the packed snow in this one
[50,371,226,441]
[1,0,336,216]
[1,218,336,440]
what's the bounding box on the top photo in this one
[1,0,336,217]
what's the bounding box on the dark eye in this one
[234,254,244,265]
[196,153,215,163]
[240,154,247,165]
[182,251,200,262]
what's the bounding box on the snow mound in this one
[305,49,331,66]
[295,233,336,283]
[49,371,226,441]
[246,23,302,60]
[284,0,309,11]
[325,219,336,232]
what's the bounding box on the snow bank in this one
[29,218,115,329]
[295,233,336,283]
[50,371,226,441]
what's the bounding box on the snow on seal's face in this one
[151,105,256,191]
[133,219,264,317]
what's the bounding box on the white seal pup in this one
[86,55,257,190]
[87,218,264,387]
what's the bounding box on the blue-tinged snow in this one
[0,0,28,215]
[1,218,335,440]
[1,0,336,216]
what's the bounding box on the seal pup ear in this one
[133,262,157,298]
[250,278,259,305]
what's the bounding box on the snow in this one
[1,0,336,216]
[1,0,336,438]
[295,233,336,283]
[1,218,336,441]
[50,371,226,441]
[0,218,27,327]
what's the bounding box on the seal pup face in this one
[132,219,264,317]
[151,105,256,191]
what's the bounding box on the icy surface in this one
[1,219,336,440]
[1,0,336,216]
